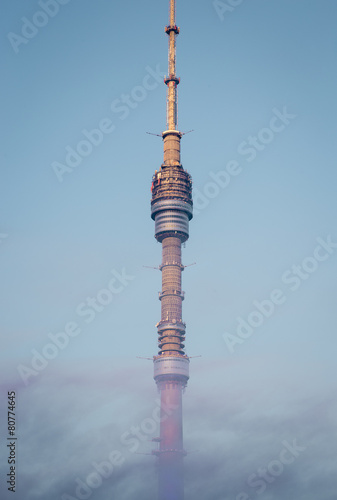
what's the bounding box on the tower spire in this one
[165,0,180,131]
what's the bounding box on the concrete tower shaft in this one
[150,1,192,499]
[159,237,184,354]
[154,380,185,500]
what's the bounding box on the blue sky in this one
[1,1,337,499]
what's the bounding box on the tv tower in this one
[150,0,193,499]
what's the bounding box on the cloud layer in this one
[0,357,336,500]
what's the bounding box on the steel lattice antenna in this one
[165,0,180,130]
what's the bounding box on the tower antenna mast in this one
[165,0,180,131]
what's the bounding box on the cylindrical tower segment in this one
[159,238,184,355]
[163,130,181,165]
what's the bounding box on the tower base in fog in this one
[154,377,187,500]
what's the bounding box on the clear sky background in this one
[1,1,337,499]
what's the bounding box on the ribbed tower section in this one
[151,1,192,499]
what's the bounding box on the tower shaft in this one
[157,379,184,500]
[151,1,193,499]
